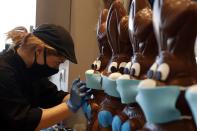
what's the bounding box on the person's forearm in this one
[35,102,74,131]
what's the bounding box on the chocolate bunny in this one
[136,0,197,130]
[84,1,114,131]
[97,0,133,130]
[127,0,158,79]
[92,9,112,72]
[112,0,158,131]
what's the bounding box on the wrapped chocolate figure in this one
[112,0,158,131]
[136,0,197,130]
[97,0,133,130]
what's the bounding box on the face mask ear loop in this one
[34,49,37,64]
[44,48,47,65]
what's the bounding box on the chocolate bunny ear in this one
[129,0,152,53]
[103,0,116,9]
[106,0,130,55]
[167,1,197,58]
[153,0,197,61]
[122,0,132,14]
[130,0,151,16]
[97,9,112,57]
[98,9,108,27]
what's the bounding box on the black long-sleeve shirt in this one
[0,50,68,131]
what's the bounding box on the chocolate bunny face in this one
[136,1,197,128]
[90,1,118,72]
[145,0,197,86]
[104,0,133,75]
[91,8,112,72]
[137,0,197,120]
[125,0,158,79]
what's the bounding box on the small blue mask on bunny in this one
[136,85,181,123]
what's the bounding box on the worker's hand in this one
[67,78,92,112]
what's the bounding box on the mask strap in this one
[34,49,37,64]
[44,48,47,65]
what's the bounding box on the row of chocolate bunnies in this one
[83,0,197,131]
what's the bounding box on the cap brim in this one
[61,53,77,64]
[69,56,78,64]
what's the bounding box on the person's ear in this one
[35,44,44,55]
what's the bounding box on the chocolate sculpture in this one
[97,0,133,130]
[84,1,113,131]
[112,0,158,130]
[136,0,197,130]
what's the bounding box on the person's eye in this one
[147,62,157,79]
[130,63,140,77]
[155,63,170,81]
[108,62,118,73]
[50,51,61,57]
[119,62,127,74]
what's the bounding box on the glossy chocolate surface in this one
[141,0,197,130]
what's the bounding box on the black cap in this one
[32,24,77,64]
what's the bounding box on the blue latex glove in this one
[67,78,92,112]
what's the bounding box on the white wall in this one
[0,0,36,51]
